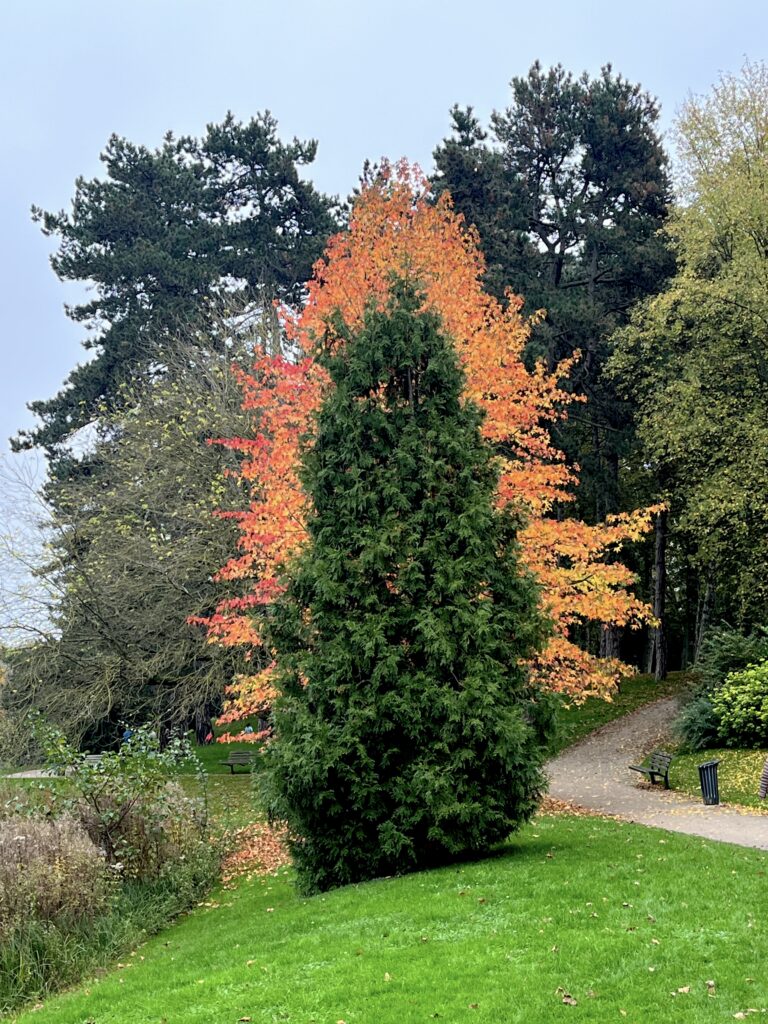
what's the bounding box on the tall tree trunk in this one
[652,509,668,680]
[599,624,621,660]
[695,568,714,663]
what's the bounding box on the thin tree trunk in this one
[652,509,668,681]
[695,568,714,663]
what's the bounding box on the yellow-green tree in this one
[612,60,768,635]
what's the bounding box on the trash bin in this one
[698,759,720,805]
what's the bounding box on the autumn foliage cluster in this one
[205,162,657,731]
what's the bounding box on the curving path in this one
[547,695,768,850]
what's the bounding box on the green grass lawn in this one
[12,813,768,1024]
[187,737,261,775]
[670,747,768,810]
[1,772,256,836]
[549,671,690,755]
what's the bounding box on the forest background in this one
[1,0,768,746]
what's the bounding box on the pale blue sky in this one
[1,0,766,460]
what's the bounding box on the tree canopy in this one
[8,335,255,745]
[18,113,339,459]
[611,60,768,631]
[260,285,554,892]
[433,63,673,523]
[206,165,659,725]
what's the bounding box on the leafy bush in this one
[675,693,721,751]
[712,662,768,748]
[696,624,768,693]
[38,723,211,879]
[676,625,768,748]
[0,727,223,1014]
[0,815,113,932]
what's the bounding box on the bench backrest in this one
[648,752,672,772]
[224,751,255,764]
[83,754,104,765]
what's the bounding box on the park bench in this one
[83,754,104,766]
[628,751,673,789]
[220,751,256,774]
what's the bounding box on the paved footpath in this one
[547,696,768,851]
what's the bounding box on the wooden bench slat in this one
[628,750,673,789]
[220,751,256,774]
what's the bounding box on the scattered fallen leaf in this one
[221,822,291,883]
[537,797,607,818]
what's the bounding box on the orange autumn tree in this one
[206,162,658,735]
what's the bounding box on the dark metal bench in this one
[629,751,673,789]
[220,751,256,774]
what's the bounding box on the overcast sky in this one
[1,0,766,467]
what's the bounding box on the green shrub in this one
[38,723,211,879]
[0,815,114,932]
[711,661,768,748]
[696,624,768,693]
[0,728,222,1014]
[675,693,720,751]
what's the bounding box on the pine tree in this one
[19,112,338,460]
[433,64,673,525]
[259,284,554,893]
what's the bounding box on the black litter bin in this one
[698,759,720,805]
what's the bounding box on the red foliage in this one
[203,161,658,724]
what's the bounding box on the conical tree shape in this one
[261,285,554,893]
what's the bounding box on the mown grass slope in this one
[13,814,768,1024]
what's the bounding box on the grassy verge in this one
[0,855,218,1016]
[184,738,260,775]
[670,747,768,810]
[11,813,768,1024]
[549,671,691,755]
[0,771,244,1016]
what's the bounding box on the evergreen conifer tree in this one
[260,284,554,893]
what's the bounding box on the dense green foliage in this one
[4,341,253,749]
[611,61,768,634]
[695,624,768,694]
[711,663,768,748]
[12,815,768,1024]
[260,289,554,892]
[434,62,672,529]
[18,113,339,458]
[676,624,768,750]
[674,694,720,752]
